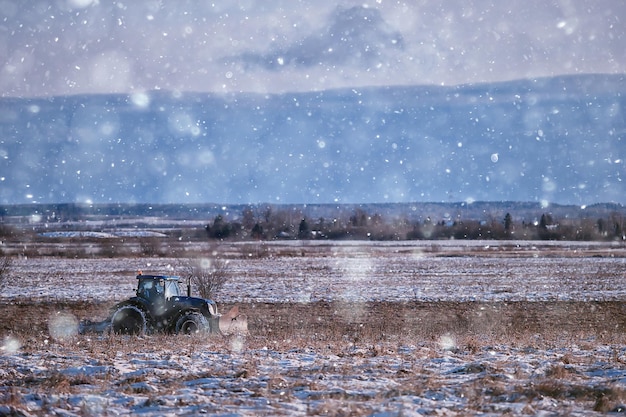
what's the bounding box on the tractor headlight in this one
[207,302,217,316]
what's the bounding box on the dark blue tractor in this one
[80,273,246,335]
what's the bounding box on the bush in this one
[0,224,15,238]
[139,237,166,257]
[0,255,12,289]
[181,257,230,299]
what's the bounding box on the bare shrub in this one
[0,223,16,238]
[545,364,575,379]
[239,243,270,258]
[139,237,165,257]
[181,257,230,299]
[99,240,122,258]
[0,255,12,289]
[594,387,626,412]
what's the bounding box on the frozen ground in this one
[2,240,626,416]
[2,335,626,416]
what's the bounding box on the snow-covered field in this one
[2,240,626,416]
[3,240,626,303]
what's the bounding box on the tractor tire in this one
[111,305,147,335]
[175,312,209,334]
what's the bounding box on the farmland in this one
[1,240,626,416]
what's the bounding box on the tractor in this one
[80,273,246,335]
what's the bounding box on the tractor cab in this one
[136,274,182,301]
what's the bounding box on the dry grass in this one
[3,299,626,350]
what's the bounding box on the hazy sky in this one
[1,0,624,97]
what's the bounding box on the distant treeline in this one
[2,201,626,221]
[1,202,625,241]
[203,208,626,242]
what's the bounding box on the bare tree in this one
[181,257,230,300]
[139,237,166,257]
[0,255,13,289]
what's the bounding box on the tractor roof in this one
[136,274,180,281]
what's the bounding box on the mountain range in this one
[1,74,625,205]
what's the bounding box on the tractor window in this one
[164,281,181,299]
[138,280,153,292]
[137,279,154,299]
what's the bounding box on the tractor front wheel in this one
[111,305,147,335]
[175,312,209,334]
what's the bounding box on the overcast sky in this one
[1,0,624,97]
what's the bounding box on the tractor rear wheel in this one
[175,312,209,334]
[111,305,147,335]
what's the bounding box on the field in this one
[1,240,626,416]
